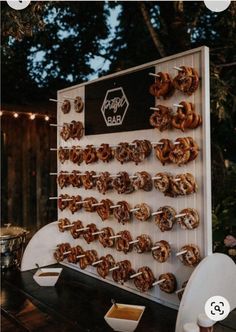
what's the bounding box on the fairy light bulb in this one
[30,113,36,120]
[0,111,3,116]
[45,115,50,121]
[13,112,19,118]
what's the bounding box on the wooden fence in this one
[1,113,57,234]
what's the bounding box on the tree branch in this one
[139,2,166,57]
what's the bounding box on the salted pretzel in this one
[149,72,174,99]
[133,203,151,221]
[158,273,177,293]
[60,123,71,141]
[70,220,84,239]
[74,96,84,113]
[98,227,115,248]
[96,198,113,221]
[58,147,69,164]
[83,145,98,164]
[149,105,172,131]
[115,230,133,254]
[61,99,71,114]
[96,172,112,195]
[134,234,152,253]
[133,171,153,191]
[153,172,172,196]
[69,146,83,165]
[154,139,174,165]
[85,250,99,265]
[173,66,199,95]
[152,240,171,263]
[169,137,191,166]
[177,208,200,230]
[58,218,71,232]
[155,206,176,232]
[97,143,113,163]
[67,245,84,264]
[113,201,131,224]
[133,266,155,292]
[178,244,201,267]
[171,173,197,196]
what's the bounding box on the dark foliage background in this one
[1,1,236,256]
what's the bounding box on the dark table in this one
[1,264,177,332]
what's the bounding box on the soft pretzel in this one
[158,273,177,293]
[177,208,200,230]
[155,206,176,232]
[112,172,134,194]
[173,66,199,95]
[61,99,71,114]
[58,218,71,232]
[68,170,82,188]
[57,171,69,189]
[133,171,153,191]
[133,266,155,292]
[129,140,152,164]
[98,227,115,248]
[58,147,69,164]
[152,240,171,263]
[96,198,113,221]
[154,139,173,165]
[149,105,172,131]
[74,96,84,113]
[69,146,83,165]
[83,197,98,212]
[97,254,115,279]
[134,234,152,253]
[54,243,71,262]
[58,194,70,211]
[133,203,151,221]
[70,220,84,239]
[149,72,174,99]
[97,143,113,163]
[112,260,133,284]
[67,245,84,264]
[83,223,98,244]
[169,137,191,166]
[81,171,97,190]
[69,120,83,140]
[96,172,112,195]
[178,244,201,267]
[113,201,131,224]
[114,142,131,164]
[68,195,82,214]
[115,230,133,254]
[83,145,98,164]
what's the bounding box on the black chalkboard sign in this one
[85,67,155,135]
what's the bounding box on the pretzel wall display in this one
[55,47,210,309]
[149,72,174,99]
[74,96,84,113]
[173,66,199,95]
[61,99,71,114]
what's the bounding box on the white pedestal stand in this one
[175,253,236,332]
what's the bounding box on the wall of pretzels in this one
[53,48,210,309]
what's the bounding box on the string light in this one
[29,113,36,120]
[0,110,55,122]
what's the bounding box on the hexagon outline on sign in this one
[101,87,129,127]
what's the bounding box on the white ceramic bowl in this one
[33,268,62,286]
[104,303,145,332]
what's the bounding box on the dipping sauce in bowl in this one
[107,305,143,321]
[38,272,60,277]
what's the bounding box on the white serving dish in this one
[33,268,62,286]
[104,303,145,332]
